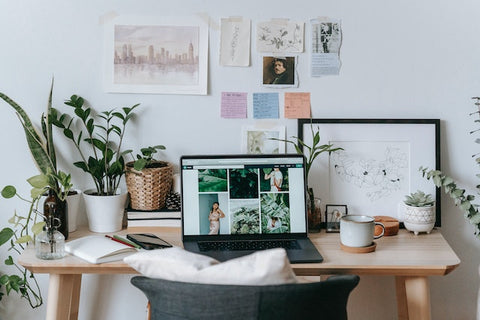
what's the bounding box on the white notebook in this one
[65,236,138,264]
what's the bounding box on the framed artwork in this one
[103,15,209,95]
[262,56,298,88]
[241,125,286,154]
[325,204,348,232]
[298,119,441,226]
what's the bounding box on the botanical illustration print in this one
[331,145,408,201]
[257,21,304,52]
[114,25,199,85]
[246,130,280,154]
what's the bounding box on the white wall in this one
[0,0,479,319]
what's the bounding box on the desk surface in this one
[19,227,460,277]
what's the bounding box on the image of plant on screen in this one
[230,200,260,234]
[229,168,259,199]
[198,169,227,192]
[261,193,290,233]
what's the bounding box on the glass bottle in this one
[35,216,65,260]
[43,189,68,240]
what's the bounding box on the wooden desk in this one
[18,227,460,320]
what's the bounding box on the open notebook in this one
[65,236,137,264]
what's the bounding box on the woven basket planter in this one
[125,161,173,211]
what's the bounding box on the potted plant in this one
[272,122,342,232]
[125,145,173,211]
[52,95,138,232]
[0,83,74,307]
[402,190,436,235]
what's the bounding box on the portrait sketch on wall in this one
[104,16,208,95]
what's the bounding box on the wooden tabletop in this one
[19,227,460,277]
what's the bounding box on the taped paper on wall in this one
[256,20,304,53]
[220,18,251,66]
[310,18,342,76]
[221,92,247,118]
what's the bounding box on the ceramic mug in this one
[340,215,385,247]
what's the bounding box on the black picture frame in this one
[325,204,348,232]
[298,119,441,227]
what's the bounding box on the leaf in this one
[1,185,16,198]
[4,256,14,266]
[0,228,14,246]
[133,158,147,171]
[31,222,46,235]
[16,235,32,244]
[27,174,49,189]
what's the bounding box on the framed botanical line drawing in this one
[104,15,208,95]
[325,204,347,232]
[241,125,286,154]
[297,119,441,226]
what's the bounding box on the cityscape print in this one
[113,25,199,86]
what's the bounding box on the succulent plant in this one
[404,190,435,207]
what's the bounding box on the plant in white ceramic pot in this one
[52,95,139,232]
[403,190,436,235]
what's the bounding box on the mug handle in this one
[374,222,385,239]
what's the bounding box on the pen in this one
[113,235,142,249]
[105,235,136,248]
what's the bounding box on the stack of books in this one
[127,208,181,227]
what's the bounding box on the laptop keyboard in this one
[198,239,301,251]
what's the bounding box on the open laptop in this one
[180,154,323,263]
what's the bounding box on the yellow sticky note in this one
[284,92,311,119]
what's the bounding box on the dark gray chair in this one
[131,275,360,320]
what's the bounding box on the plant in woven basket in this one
[125,146,173,211]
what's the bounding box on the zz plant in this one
[53,95,138,196]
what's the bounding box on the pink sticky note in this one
[284,92,311,119]
[221,92,247,118]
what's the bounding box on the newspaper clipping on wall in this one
[310,18,342,76]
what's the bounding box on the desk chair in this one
[131,275,360,320]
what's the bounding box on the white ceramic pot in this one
[403,204,436,235]
[66,189,82,233]
[83,189,127,233]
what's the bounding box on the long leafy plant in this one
[420,97,480,236]
[0,82,72,307]
[53,95,138,196]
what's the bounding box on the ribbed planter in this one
[125,161,173,211]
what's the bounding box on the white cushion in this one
[124,247,297,285]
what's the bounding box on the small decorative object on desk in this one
[165,192,182,211]
[325,204,347,233]
[403,190,436,235]
[35,214,65,260]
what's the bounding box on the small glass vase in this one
[307,197,322,233]
[35,216,65,260]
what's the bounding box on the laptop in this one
[180,154,323,263]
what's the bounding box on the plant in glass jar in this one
[272,123,342,231]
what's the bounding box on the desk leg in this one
[395,276,431,320]
[46,274,82,320]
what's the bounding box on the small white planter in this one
[66,189,82,233]
[83,189,127,233]
[403,204,436,235]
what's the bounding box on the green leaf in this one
[27,174,49,189]
[31,222,46,235]
[1,185,16,198]
[0,228,14,246]
[15,235,32,244]
[4,256,14,266]
[133,158,147,171]
[31,187,47,199]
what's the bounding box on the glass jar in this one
[35,216,65,260]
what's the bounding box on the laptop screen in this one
[180,154,308,239]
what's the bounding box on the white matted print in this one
[297,119,440,225]
[241,125,286,154]
[104,16,208,95]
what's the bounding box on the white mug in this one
[340,215,385,247]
